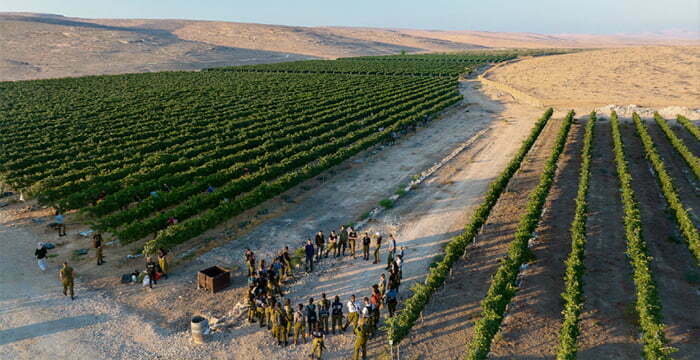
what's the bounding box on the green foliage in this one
[384,108,554,345]
[676,115,700,141]
[634,113,699,263]
[465,110,574,360]
[379,198,395,209]
[556,112,595,359]
[654,113,700,180]
[611,112,674,359]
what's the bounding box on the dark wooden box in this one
[197,266,230,293]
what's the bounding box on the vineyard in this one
[0,53,522,253]
[390,110,700,359]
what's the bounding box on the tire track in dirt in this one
[398,116,564,360]
[488,118,585,358]
[576,119,641,359]
[621,120,700,359]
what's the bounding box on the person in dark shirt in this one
[314,231,325,261]
[146,257,157,289]
[35,243,48,272]
[331,295,344,334]
[305,239,315,273]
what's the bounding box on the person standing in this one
[244,248,256,276]
[326,231,337,258]
[247,286,257,323]
[93,233,104,266]
[385,287,398,318]
[338,225,348,257]
[284,298,294,338]
[281,246,292,280]
[348,227,358,258]
[386,234,397,270]
[293,303,306,345]
[318,293,330,333]
[157,248,168,279]
[361,233,371,261]
[310,323,325,360]
[314,231,325,261]
[59,261,74,300]
[35,243,48,272]
[343,295,360,332]
[353,320,369,360]
[305,297,318,336]
[378,273,387,298]
[331,295,344,334]
[372,232,382,264]
[275,302,288,346]
[55,211,66,237]
[305,239,315,273]
[145,257,157,289]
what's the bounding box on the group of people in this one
[303,226,405,272]
[245,227,406,359]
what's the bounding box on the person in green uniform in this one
[275,302,288,346]
[256,296,267,327]
[283,298,294,338]
[266,296,276,331]
[377,273,387,298]
[270,302,281,344]
[343,295,360,332]
[93,233,104,266]
[247,286,257,323]
[293,303,306,345]
[353,321,369,360]
[310,323,325,359]
[318,293,330,333]
[157,248,169,279]
[372,232,382,264]
[361,233,371,261]
[348,227,358,258]
[59,262,75,300]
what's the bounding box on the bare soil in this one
[645,120,700,228]
[576,119,641,359]
[620,119,700,359]
[488,118,585,358]
[397,115,564,359]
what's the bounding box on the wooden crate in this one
[197,266,230,293]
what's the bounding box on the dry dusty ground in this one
[486,46,700,111]
[2,12,697,81]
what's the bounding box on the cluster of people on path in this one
[246,227,406,359]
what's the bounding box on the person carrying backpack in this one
[305,297,318,336]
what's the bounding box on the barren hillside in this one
[1,12,697,81]
[486,46,700,109]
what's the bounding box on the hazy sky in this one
[2,0,699,34]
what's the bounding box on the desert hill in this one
[1,12,698,81]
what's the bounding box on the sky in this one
[1,0,699,35]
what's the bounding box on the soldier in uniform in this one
[378,273,387,298]
[353,320,369,360]
[247,286,257,323]
[59,261,75,300]
[293,303,306,345]
[244,248,256,276]
[348,227,358,258]
[372,232,383,264]
[275,302,288,346]
[266,296,277,331]
[318,293,330,333]
[343,294,360,332]
[310,323,325,359]
[326,231,337,258]
[361,233,371,261]
[93,233,104,266]
[331,295,344,334]
[284,298,294,338]
[314,231,325,261]
[256,295,267,327]
[157,248,169,278]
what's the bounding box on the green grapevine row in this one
[654,113,700,180]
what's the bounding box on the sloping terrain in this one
[2,12,698,81]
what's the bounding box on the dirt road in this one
[0,73,547,359]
